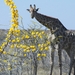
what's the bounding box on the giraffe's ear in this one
[36,8,39,11]
[27,9,30,12]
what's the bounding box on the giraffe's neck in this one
[34,12,67,36]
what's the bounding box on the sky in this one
[0,0,75,30]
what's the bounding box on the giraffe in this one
[27,4,75,75]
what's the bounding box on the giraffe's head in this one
[27,4,39,18]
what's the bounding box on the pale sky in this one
[0,0,75,30]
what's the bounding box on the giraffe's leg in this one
[69,59,74,75]
[74,60,75,75]
[68,49,74,75]
[50,49,55,75]
[69,45,75,75]
[58,49,62,75]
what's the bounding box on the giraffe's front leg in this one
[50,49,55,75]
[58,48,62,75]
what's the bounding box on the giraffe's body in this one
[27,5,75,75]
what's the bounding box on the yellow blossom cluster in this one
[4,0,19,29]
[6,0,20,36]
[21,30,49,41]
[38,41,50,51]
[17,30,50,58]
[19,30,50,58]
[31,30,45,38]
[37,53,47,60]
[0,0,20,55]
[0,1,51,71]
[37,53,46,57]
[20,45,36,55]
[0,0,52,72]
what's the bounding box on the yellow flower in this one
[3,51,7,54]
[16,45,20,48]
[38,33,43,38]
[8,31,11,35]
[25,35,29,39]
[31,31,35,35]
[11,23,17,27]
[39,35,42,38]
[47,41,50,45]
[14,22,19,26]
[24,54,27,57]
[27,50,30,52]
[12,39,15,43]
[37,53,41,57]
[10,5,13,9]
[41,31,45,34]
[45,47,49,50]
[40,47,43,51]
[36,31,39,35]
[16,38,20,42]
[20,44,23,48]
[0,49,3,52]
[38,44,41,47]
[26,46,29,49]
[33,35,36,38]
[16,29,20,33]
[30,45,35,49]
[32,48,36,52]
[2,43,6,47]
[41,53,46,57]
[10,44,14,48]
[3,42,7,45]
[9,27,14,32]
[23,49,27,52]
[22,45,27,49]
[5,38,8,41]
[8,40,11,42]
[10,1,14,5]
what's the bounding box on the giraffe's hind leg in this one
[73,59,75,75]
[69,60,73,75]
[50,49,55,75]
[68,54,74,75]
[69,45,75,75]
